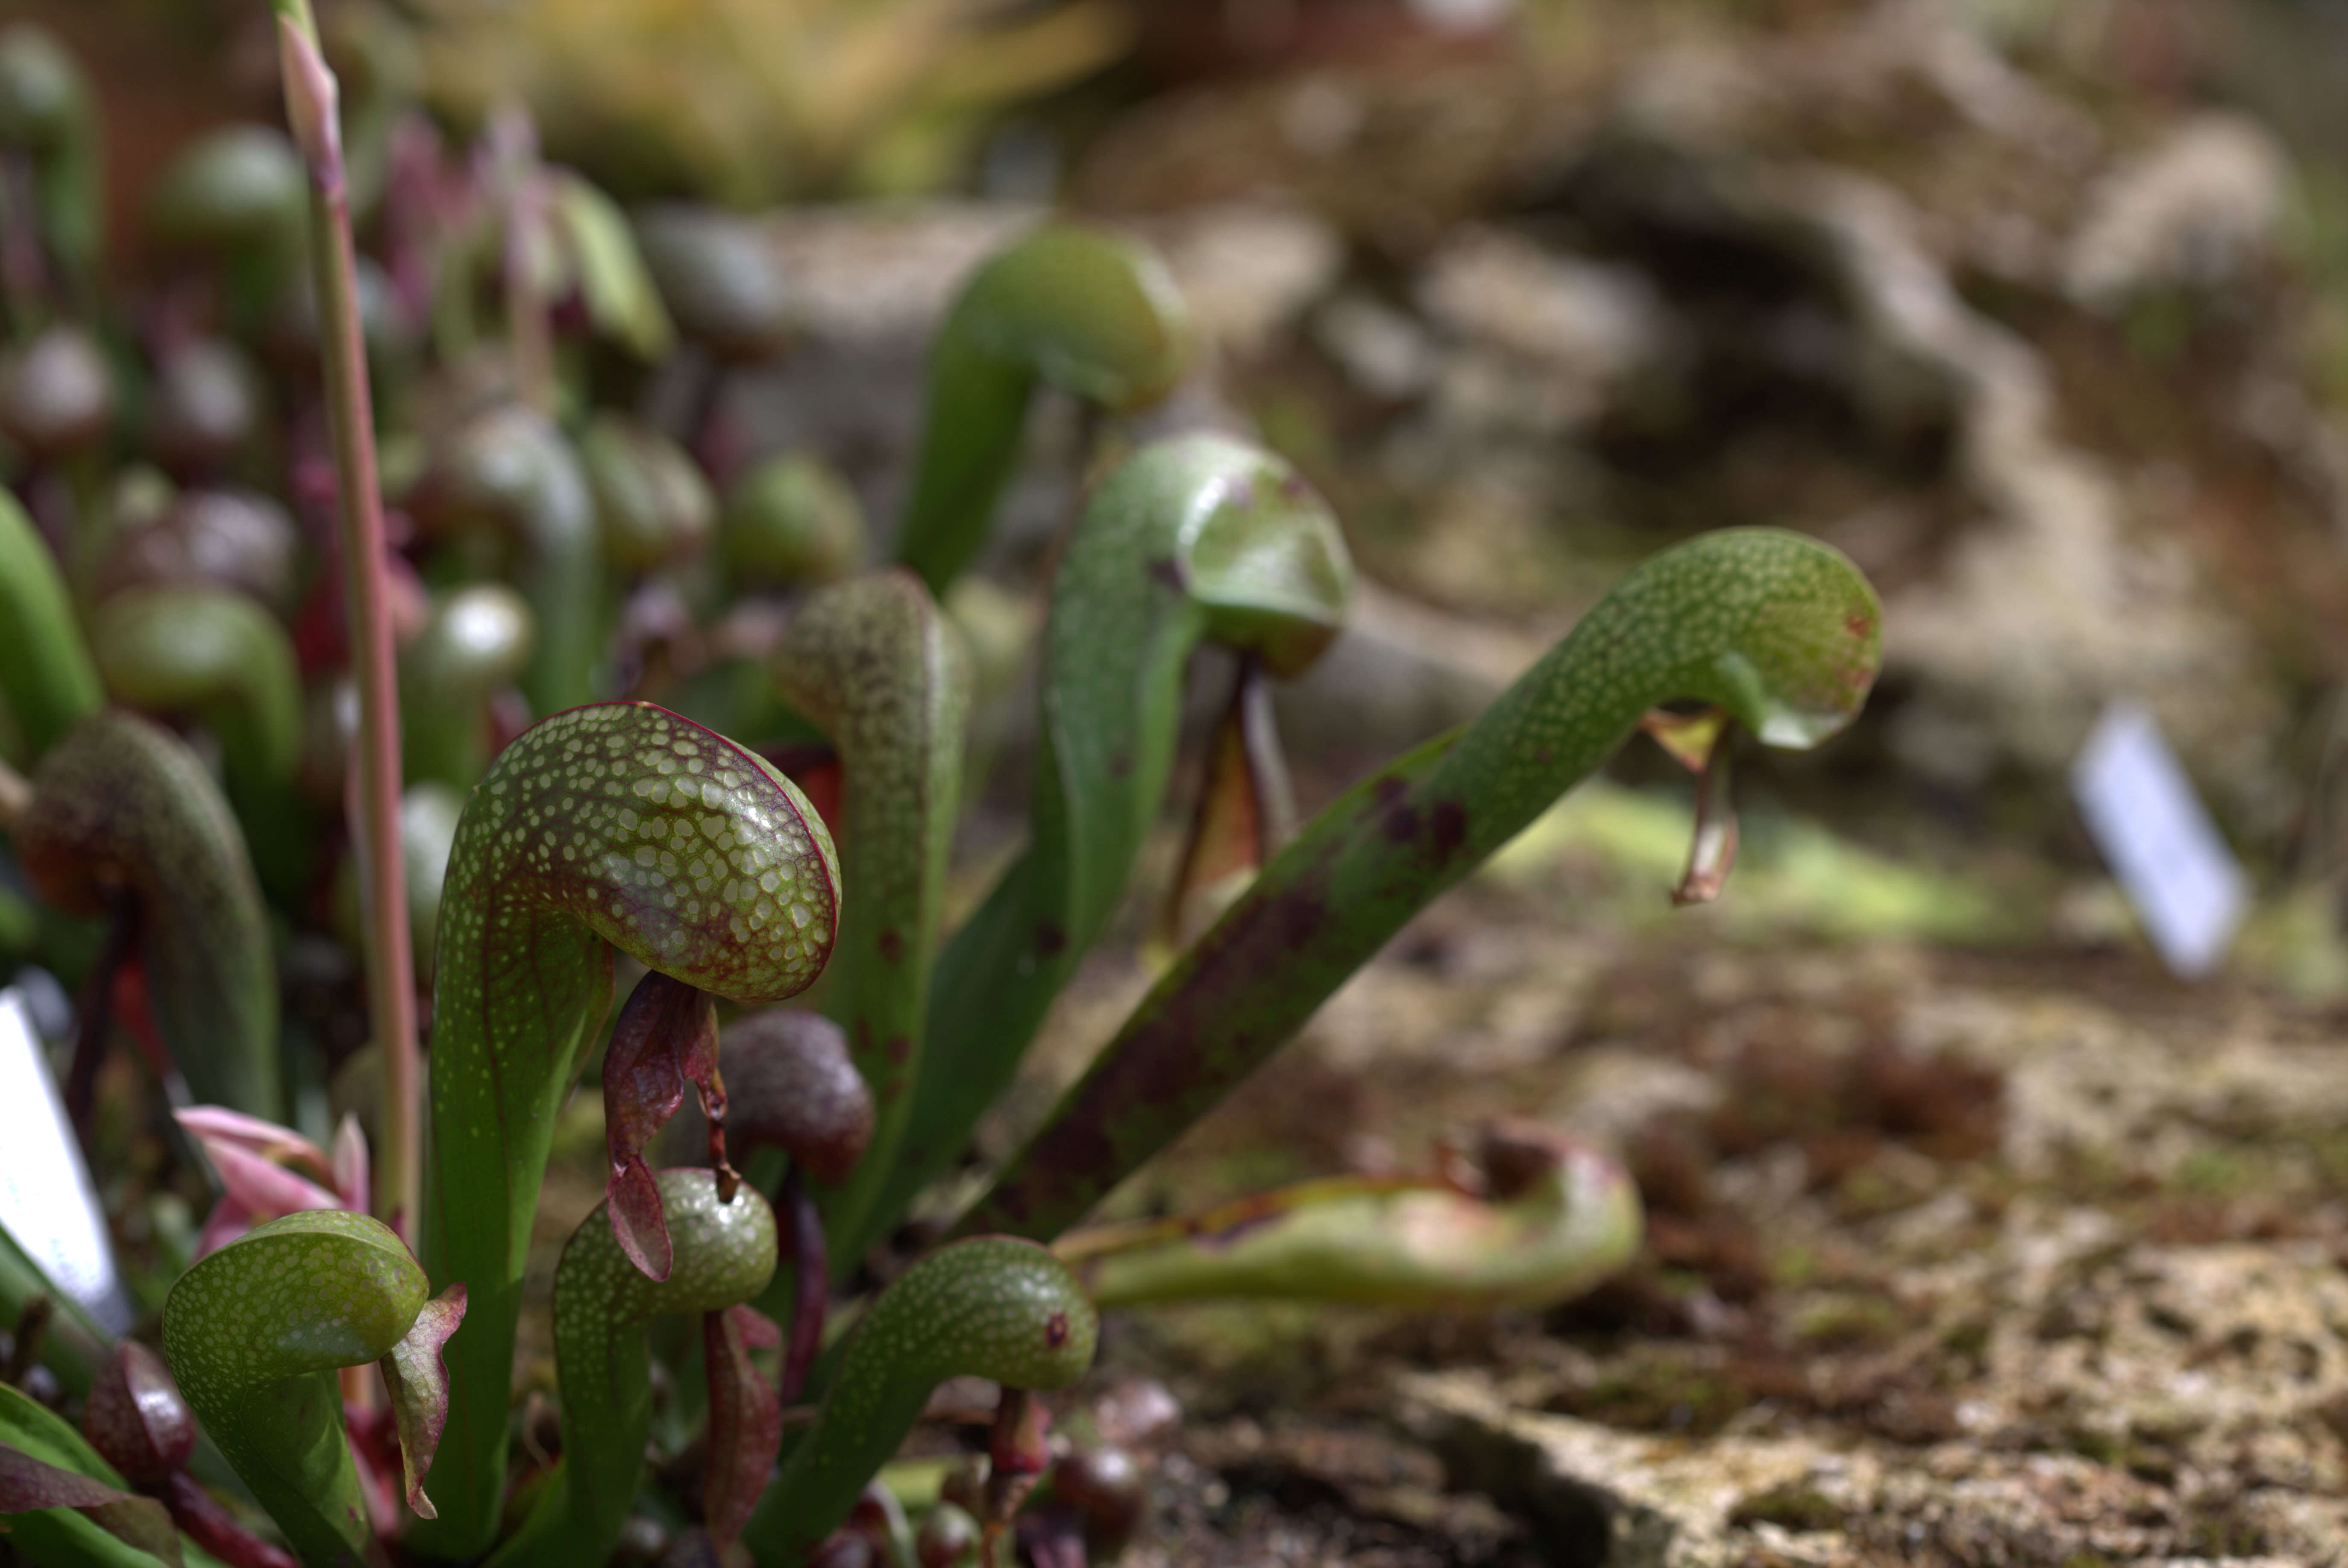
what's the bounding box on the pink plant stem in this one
[273,0,421,1245]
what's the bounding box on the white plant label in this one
[2071,703,2247,979]
[0,987,135,1332]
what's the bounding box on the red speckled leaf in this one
[602,971,722,1281]
[0,1442,183,1567]
[777,750,843,844]
[702,1303,783,1549]
[0,1443,132,1510]
[379,1283,467,1519]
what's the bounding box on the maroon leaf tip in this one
[379,1282,467,1519]
[0,1443,184,1568]
[607,1158,672,1282]
[701,1303,783,1549]
[79,1341,195,1486]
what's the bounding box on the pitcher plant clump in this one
[0,13,1886,1566]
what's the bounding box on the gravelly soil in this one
[1034,873,2348,1567]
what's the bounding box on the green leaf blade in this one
[161,1210,429,1566]
[770,571,970,1265]
[15,711,280,1119]
[876,435,1350,1248]
[0,1383,184,1568]
[896,223,1191,597]
[0,487,103,762]
[744,1236,1096,1561]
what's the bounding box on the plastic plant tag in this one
[2070,703,2247,978]
[0,987,134,1331]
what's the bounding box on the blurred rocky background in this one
[24,0,2348,901]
